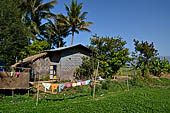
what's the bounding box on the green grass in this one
[1,86,170,113]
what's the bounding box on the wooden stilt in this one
[27,89,30,96]
[12,89,14,98]
[93,61,99,99]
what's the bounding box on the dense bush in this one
[150,57,170,76]
[128,70,149,87]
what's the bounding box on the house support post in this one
[12,89,14,98]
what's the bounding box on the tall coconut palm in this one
[58,0,93,45]
[21,0,57,40]
[41,16,69,48]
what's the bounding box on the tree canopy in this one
[132,39,158,77]
[75,35,129,79]
[0,0,31,65]
[58,0,93,45]
[21,0,57,39]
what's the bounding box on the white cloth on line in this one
[11,72,14,77]
[77,82,81,86]
[42,83,51,92]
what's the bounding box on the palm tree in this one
[58,0,93,45]
[41,16,69,48]
[21,0,57,40]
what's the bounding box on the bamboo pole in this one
[93,61,99,99]
[36,74,40,106]
[127,74,129,91]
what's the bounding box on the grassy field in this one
[0,78,170,113]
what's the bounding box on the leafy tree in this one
[0,0,31,65]
[58,0,93,45]
[19,40,50,59]
[132,39,158,77]
[21,0,57,39]
[76,35,129,79]
[150,57,170,77]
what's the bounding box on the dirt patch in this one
[150,74,170,79]
[161,74,170,79]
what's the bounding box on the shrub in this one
[101,78,112,90]
[129,71,148,87]
[150,57,170,76]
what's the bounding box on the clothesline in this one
[42,80,91,93]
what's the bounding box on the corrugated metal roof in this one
[46,44,91,52]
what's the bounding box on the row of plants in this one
[75,35,170,80]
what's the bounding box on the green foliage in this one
[41,17,69,48]
[101,79,126,92]
[19,40,50,59]
[58,0,93,45]
[101,79,112,90]
[129,71,148,87]
[150,57,170,76]
[90,35,130,78]
[117,67,137,76]
[74,57,95,80]
[76,35,129,79]
[147,78,170,86]
[0,0,31,65]
[21,0,57,39]
[132,40,158,78]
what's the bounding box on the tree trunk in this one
[59,36,61,48]
[71,31,74,46]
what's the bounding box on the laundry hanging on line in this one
[58,84,65,92]
[77,82,81,86]
[16,72,20,77]
[42,83,51,92]
[42,80,91,93]
[72,83,77,87]
[81,81,86,86]
[86,80,91,85]
[51,84,58,93]
[65,83,72,88]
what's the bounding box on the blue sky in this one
[45,0,170,56]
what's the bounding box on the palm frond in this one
[79,12,88,20]
[64,3,70,16]
[78,27,91,32]
[37,0,57,11]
